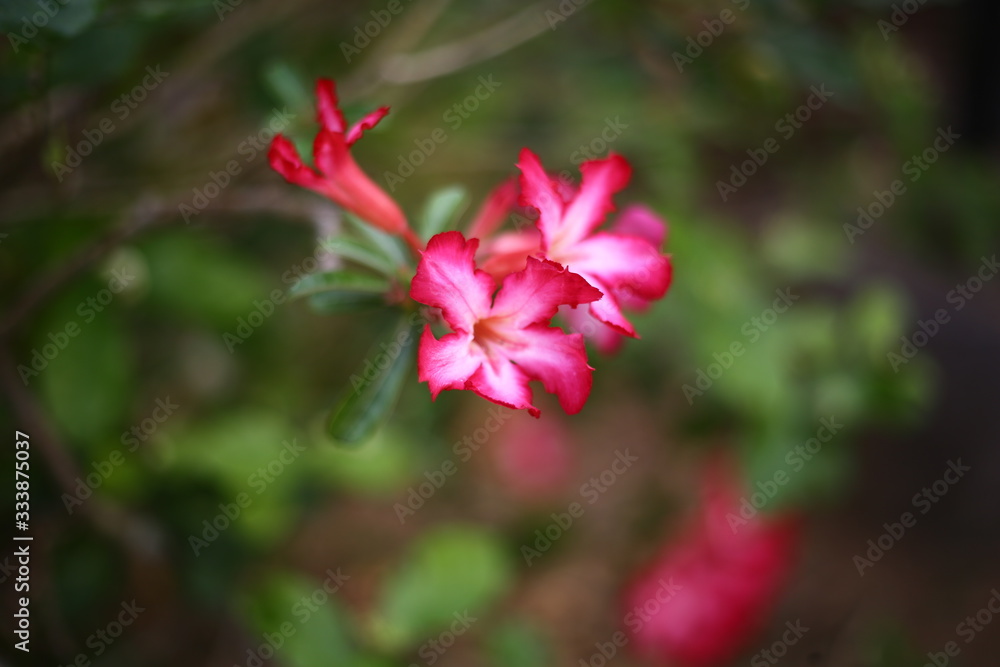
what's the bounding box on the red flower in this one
[492,412,575,499]
[560,203,671,353]
[519,148,672,338]
[470,151,672,348]
[268,79,420,252]
[410,231,601,417]
[622,461,799,667]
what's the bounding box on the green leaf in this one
[326,314,419,444]
[312,428,417,495]
[238,573,358,667]
[321,237,395,276]
[373,525,512,650]
[263,61,312,117]
[38,287,131,443]
[141,232,272,327]
[162,413,304,545]
[289,270,390,314]
[487,619,549,667]
[344,212,409,268]
[419,186,469,240]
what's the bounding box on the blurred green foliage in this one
[2,0,995,665]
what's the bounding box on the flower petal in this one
[315,78,348,134]
[467,357,538,417]
[490,256,602,328]
[467,176,519,240]
[560,304,625,355]
[416,327,482,399]
[478,228,541,281]
[313,129,409,235]
[584,275,637,337]
[410,231,496,333]
[612,204,667,247]
[268,135,325,191]
[346,106,390,146]
[552,154,631,249]
[503,324,593,414]
[563,232,671,301]
[516,148,565,251]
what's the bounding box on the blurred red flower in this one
[492,412,576,499]
[622,460,800,667]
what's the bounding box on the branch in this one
[378,3,552,85]
[0,196,169,337]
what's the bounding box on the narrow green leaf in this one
[321,237,395,276]
[327,315,420,444]
[344,212,409,268]
[419,186,469,240]
[289,270,390,314]
[263,61,312,117]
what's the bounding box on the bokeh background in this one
[2,0,999,665]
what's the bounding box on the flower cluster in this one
[269,78,672,418]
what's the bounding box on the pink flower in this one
[470,151,672,349]
[518,148,672,339]
[492,413,575,499]
[410,231,602,417]
[560,203,671,353]
[268,79,421,252]
[621,461,799,667]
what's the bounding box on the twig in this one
[339,0,455,101]
[0,196,168,336]
[377,3,552,85]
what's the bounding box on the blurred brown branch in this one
[377,3,551,86]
